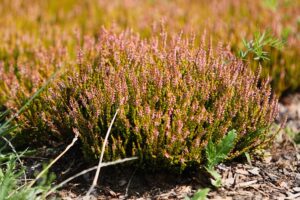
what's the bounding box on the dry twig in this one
[28,132,79,188]
[86,109,119,196]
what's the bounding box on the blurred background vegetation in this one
[0,0,299,103]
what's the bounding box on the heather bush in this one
[20,30,278,171]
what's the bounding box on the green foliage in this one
[185,188,210,200]
[239,31,284,61]
[205,130,237,187]
[262,0,279,11]
[0,118,53,200]
[284,127,300,144]
[0,156,20,199]
[206,168,222,188]
[0,111,17,137]
[0,70,57,137]
[244,152,252,166]
[205,130,237,170]
[0,154,54,200]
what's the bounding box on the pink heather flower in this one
[164,152,170,159]
[145,105,151,115]
[177,120,183,134]
[153,129,159,138]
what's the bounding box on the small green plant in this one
[239,30,284,61]
[262,0,279,11]
[0,109,55,200]
[284,127,300,144]
[206,168,222,188]
[155,130,237,198]
[0,155,54,200]
[205,130,237,170]
[185,188,210,200]
[205,130,237,187]
[244,152,252,166]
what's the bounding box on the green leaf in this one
[206,129,237,169]
[191,188,210,200]
[215,130,237,157]
[206,168,222,188]
[205,140,217,169]
[238,30,284,61]
[244,152,252,166]
[262,0,278,11]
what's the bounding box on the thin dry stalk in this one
[1,136,27,183]
[28,132,79,188]
[86,109,119,196]
[125,167,138,197]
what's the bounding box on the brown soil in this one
[51,133,299,200]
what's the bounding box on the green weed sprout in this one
[183,130,236,199]
[205,130,237,187]
[239,30,284,61]
[185,188,210,200]
[0,113,54,200]
[262,0,279,11]
[0,157,54,200]
[183,129,236,199]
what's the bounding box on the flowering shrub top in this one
[0,0,299,96]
